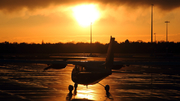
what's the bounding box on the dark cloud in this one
[0,0,180,12]
[97,0,180,11]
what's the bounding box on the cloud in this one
[0,0,64,12]
[0,0,180,12]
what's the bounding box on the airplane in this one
[45,36,116,94]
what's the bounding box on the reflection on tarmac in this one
[0,62,180,101]
[66,87,113,101]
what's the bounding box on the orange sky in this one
[0,0,180,43]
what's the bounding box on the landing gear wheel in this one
[74,83,78,95]
[74,83,78,89]
[68,85,73,93]
[105,85,110,92]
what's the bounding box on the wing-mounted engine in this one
[44,64,67,71]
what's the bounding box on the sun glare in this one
[72,4,100,27]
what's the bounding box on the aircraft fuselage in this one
[71,65,112,85]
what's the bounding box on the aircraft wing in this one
[1,58,180,71]
[1,58,180,66]
[0,59,104,65]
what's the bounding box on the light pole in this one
[165,21,170,42]
[90,22,92,56]
[90,22,92,45]
[151,4,154,43]
[154,33,156,42]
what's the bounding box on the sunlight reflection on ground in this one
[0,60,180,101]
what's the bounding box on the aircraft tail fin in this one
[105,36,115,70]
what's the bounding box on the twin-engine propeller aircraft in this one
[44,36,116,94]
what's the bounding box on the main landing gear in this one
[68,83,110,94]
[68,85,73,93]
[98,83,110,93]
[105,85,110,93]
[68,83,78,95]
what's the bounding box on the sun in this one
[72,4,100,27]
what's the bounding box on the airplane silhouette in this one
[44,36,116,94]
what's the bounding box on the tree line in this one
[0,40,180,54]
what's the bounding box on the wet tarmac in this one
[0,62,180,101]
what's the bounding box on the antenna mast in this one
[90,22,92,56]
[151,4,154,43]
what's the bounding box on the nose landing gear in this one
[105,85,110,93]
